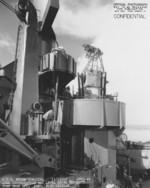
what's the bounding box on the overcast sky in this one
[0,0,150,126]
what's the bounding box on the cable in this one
[55,40,59,47]
[0,0,15,13]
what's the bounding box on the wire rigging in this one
[0,0,15,13]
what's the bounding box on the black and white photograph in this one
[0,0,150,187]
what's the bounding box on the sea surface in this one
[124,125,150,142]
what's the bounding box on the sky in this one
[0,0,150,127]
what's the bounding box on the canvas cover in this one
[84,70,101,87]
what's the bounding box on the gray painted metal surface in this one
[62,99,125,127]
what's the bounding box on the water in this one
[124,125,150,142]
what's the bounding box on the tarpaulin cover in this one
[84,70,101,87]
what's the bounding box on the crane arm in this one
[0,119,55,168]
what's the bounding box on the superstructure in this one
[0,1,126,187]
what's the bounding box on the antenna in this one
[81,44,107,98]
[82,44,105,74]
